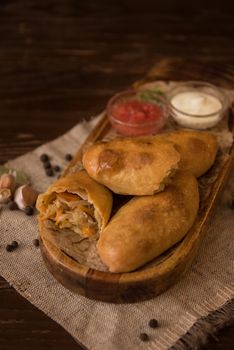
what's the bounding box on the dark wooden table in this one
[0,1,233,349]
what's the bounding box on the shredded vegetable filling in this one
[44,191,98,236]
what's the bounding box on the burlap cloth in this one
[0,94,234,349]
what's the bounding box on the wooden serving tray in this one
[39,59,234,303]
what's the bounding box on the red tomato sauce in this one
[111,99,165,136]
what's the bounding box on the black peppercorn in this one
[33,238,40,247]
[6,244,14,252]
[43,161,52,170]
[65,153,73,161]
[139,333,149,342]
[40,154,49,162]
[25,206,34,216]
[11,241,19,249]
[149,319,159,328]
[46,168,54,177]
[53,165,61,172]
[8,201,18,210]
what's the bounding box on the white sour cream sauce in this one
[171,91,222,129]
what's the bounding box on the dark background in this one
[0,0,233,349]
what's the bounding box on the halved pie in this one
[36,170,113,237]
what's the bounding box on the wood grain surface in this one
[0,0,233,349]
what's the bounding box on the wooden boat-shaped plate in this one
[39,59,234,303]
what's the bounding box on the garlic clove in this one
[22,185,39,206]
[14,184,39,210]
[14,186,26,210]
[0,188,12,203]
[0,173,16,194]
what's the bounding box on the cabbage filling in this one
[44,191,98,237]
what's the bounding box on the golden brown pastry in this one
[97,171,199,273]
[82,137,180,195]
[156,130,218,177]
[36,170,113,237]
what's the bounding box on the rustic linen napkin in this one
[0,112,234,349]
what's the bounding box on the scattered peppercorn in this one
[33,238,40,247]
[54,165,61,172]
[46,168,54,177]
[65,153,73,161]
[8,201,18,210]
[139,333,149,342]
[148,319,159,328]
[6,244,14,252]
[43,161,52,170]
[24,206,34,216]
[11,241,19,249]
[40,154,49,162]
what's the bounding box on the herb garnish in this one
[0,165,29,186]
[136,88,165,105]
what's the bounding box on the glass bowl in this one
[107,89,169,136]
[167,81,229,130]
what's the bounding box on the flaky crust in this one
[36,170,113,232]
[97,171,199,273]
[82,137,180,195]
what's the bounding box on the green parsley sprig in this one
[136,88,165,105]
